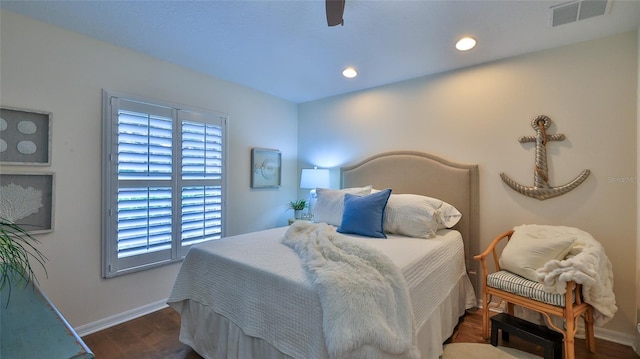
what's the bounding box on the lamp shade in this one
[300,168,330,189]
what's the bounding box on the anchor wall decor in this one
[500,115,590,200]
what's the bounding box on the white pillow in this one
[313,186,372,226]
[499,225,577,281]
[383,194,440,238]
[435,200,462,229]
[372,190,461,230]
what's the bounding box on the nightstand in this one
[288,219,312,225]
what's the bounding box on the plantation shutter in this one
[103,91,226,277]
[178,111,224,256]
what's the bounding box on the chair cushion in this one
[487,270,571,307]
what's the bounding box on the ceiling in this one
[2,0,639,103]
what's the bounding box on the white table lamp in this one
[300,167,330,215]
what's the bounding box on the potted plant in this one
[288,199,307,220]
[0,216,47,304]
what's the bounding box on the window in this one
[102,90,226,277]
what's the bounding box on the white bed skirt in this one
[170,274,476,359]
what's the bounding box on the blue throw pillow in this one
[337,188,392,238]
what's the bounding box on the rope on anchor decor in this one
[500,115,590,200]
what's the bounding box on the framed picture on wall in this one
[0,106,52,165]
[251,148,281,188]
[0,172,55,233]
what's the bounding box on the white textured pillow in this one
[313,186,372,226]
[383,194,440,238]
[499,225,577,281]
[372,190,462,230]
[437,201,462,229]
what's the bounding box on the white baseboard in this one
[632,334,640,355]
[74,298,169,337]
[594,326,636,347]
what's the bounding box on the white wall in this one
[299,32,638,340]
[2,7,638,344]
[0,10,298,329]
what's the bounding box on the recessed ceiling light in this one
[456,37,477,51]
[342,67,358,78]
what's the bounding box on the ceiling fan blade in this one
[326,0,345,26]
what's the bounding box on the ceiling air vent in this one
[550,0,611,27]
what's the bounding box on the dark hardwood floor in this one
[82,307,639,358]
[82,308,201,359]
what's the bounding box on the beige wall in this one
[299,32,638,340]
[0,10,298,329]
[636,26,640,355]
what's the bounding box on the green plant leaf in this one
[0,217,48,306]
[287,199,307,210]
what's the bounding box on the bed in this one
[168,151,480,359]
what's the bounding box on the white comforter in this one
[282,221,419,359]
[167,226,471,359]
[532,225,617,325]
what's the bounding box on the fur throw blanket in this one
[283,221,419,359]
[533,225,617,325]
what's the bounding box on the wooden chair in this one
[474,229,595,359]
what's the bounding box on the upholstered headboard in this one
[341,151,480,291]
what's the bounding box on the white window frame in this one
[101,89,227,277]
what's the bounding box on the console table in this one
[1,281,94,358]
